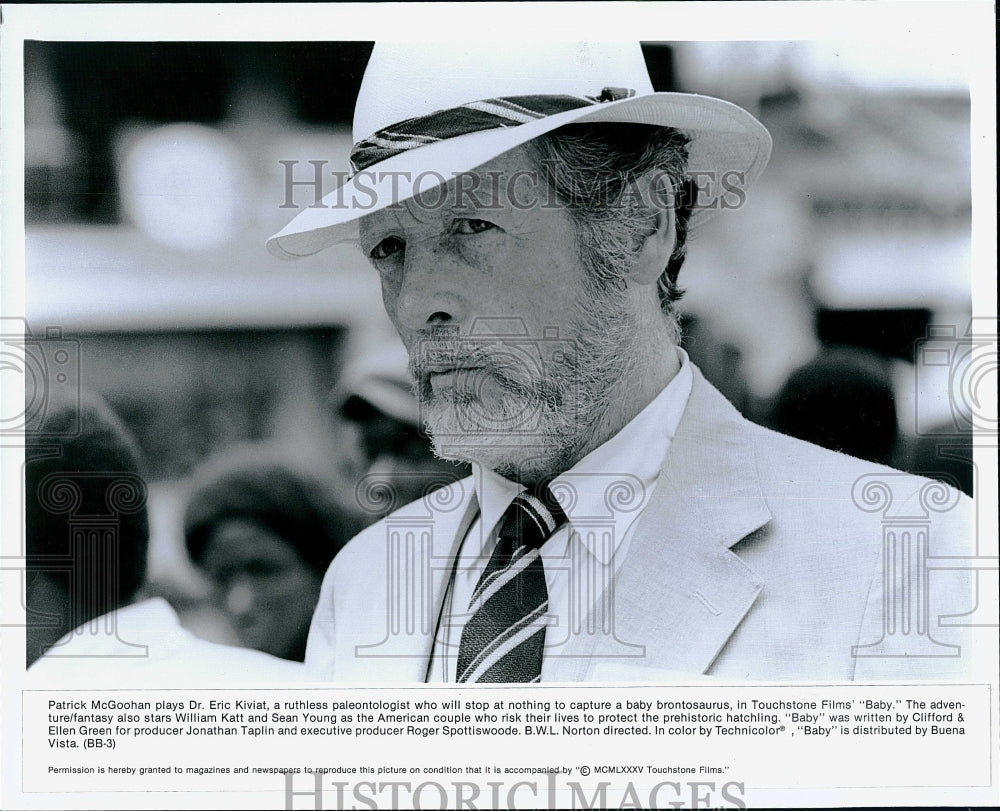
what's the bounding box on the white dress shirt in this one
[428,349,693,681]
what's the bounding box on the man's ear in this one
[627,171,677,286]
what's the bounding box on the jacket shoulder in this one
[749,420,967,499]
[740,420,972,561]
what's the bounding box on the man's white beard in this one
[411,287,636,481]
[419,367,578,478]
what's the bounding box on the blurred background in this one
[23,40,974,656]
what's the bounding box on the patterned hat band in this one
[349,87,636,173]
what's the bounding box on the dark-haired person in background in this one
[183,449,346,661]
[27,395,304,681]
[25,394,149,668]
[771,346,900,467]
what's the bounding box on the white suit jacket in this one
[307,367,984,682]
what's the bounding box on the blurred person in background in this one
[183,448,347,662]
[27,394,303,681]
[771,345,900,467]
[25,393,148,668]
[338,343,470,522]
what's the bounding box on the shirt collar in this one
[472,348,693,563]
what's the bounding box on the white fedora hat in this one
[267,42,772,259]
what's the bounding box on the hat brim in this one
[266,92,771,260]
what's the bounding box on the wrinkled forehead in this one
[359,145,548,233]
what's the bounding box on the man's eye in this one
[455,218,496,235]
[369,236,405,261]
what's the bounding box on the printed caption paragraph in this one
[23,685,991,803]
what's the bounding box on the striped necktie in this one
[456,488,567,683]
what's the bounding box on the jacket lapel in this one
[549,368,772,680]
[353,481,480,682]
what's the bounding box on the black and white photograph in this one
[2,3,997,809]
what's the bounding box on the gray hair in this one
[525,124,693,338]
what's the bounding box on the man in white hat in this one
[271,43,977,683]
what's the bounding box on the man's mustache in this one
[408,342,538,392]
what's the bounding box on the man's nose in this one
[393,240,467,332]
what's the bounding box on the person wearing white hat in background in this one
[337,342,470,522]
[270,43,978,683]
